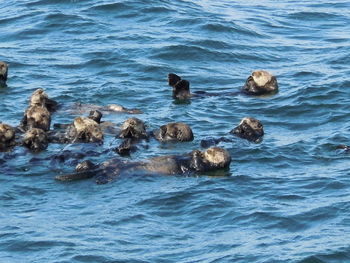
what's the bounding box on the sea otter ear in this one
[168,73,181,86]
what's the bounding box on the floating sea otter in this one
[55,146,231,184]
[0,61,8,87]
[50,115,104,144]
[230,117,264,142]
[22,128,49,152]
[19,89,57,132]
[168,71,278,99]
[200,117,264,147]
[153,122,194,142]
[168,73,191,100]
[0,123,16,151]
[242,70,278,95]
[115,120,195,155]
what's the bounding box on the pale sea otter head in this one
[242,70,278,95]
[29,88,58,112]
[23,128,48,152]
[230,117,264,143]
[73,117,103,143]
[190,147,231,172]
[153,122,194,142]
[0,123,16,150]
[119,117,147,139]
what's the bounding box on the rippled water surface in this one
[1,0,350,262]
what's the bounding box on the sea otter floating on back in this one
[242,70,278,95]
[55,146,231,183]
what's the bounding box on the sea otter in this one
[230,117,264,142]
[0,123,16,151]
[153,122,194,142]
[168,73,191,100]
[55,146,231,183]
[20,105,51,132]
[242,70,278,95]
[65,116,104,143]
[22,128,49,152]
[29,89,58,112]
[118,117,148,139]
[68,103,142,115]
[201,117,264,147]
[0,61,8,86]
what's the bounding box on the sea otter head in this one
[29,89,58,112]
[168,73,182,87]
[242,70,278,95]
[230,117,264,142]
[73,117,103,143]
[26,105,51,131]
[153,122,194,142]
[119,117,147,139]
[0,123,16,151]
[0,61,8,83]
[190,147,231,172]
[23,128,48,152]
[88,110,103,124]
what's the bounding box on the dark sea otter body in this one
[55,147,231,184]
[168,73,191,100]
[230,117,264,143]
[0,61,8,86]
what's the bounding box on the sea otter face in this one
[23,128,48,152]
[203,147,231,169]
[230,117,264,142]
[29,89,49,106]
[26,106,51,131]
[0,61,8,83]
[29,88,58,112]
[154,122,194,142]
[242,70,278,95]
[0,123,15,150]
[190,147,231,172]
[119,117,147,139]
[173,79,191,100]
[73,117,103,143]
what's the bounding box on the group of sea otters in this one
[0,60,277,184]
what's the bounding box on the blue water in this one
[1,0,350,262]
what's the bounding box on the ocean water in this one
[1,0,350,262]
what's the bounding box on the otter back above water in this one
[1,0,350,262]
